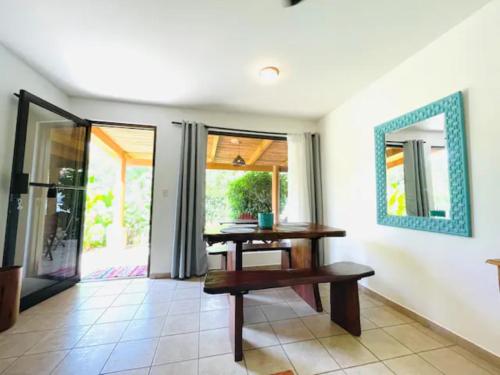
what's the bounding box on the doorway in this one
[3,90,156,309]
[81,124,155,281]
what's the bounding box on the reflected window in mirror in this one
[385,114,450,219]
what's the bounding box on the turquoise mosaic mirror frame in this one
[374,92,471,237]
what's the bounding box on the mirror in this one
[375,92,471,236]
[385,113,450,219]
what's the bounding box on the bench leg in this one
[229,293,244,361]
[330,280,361,336]
[220,253,227,270]
[280,250,290,269]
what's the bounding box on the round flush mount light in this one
[259,66,280,82]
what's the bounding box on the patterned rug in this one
[83,265,148,280]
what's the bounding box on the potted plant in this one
[0,266,22,332]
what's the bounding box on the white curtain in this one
[286,133,312,222]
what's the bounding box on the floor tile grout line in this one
[381,324,448,355]
[413,352,447,375]
[95,302,142,374]
[314,333,346,372]
[360,327,413,352]
[197,297,202,375]
[266,307,343,375]
[7,280,498,374]
[278,343,300,375]
[266,313,298,373]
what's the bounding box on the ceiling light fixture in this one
[232,155,246,167]
[259,66,280,82]
[231,138,246,166]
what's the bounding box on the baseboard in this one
[359,285,500,368]
[149,272,171,279]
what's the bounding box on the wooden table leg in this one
[229,293,244,361]
[290,238,323,312]
[227,242,244,361]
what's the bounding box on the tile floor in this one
[0,278,498,375]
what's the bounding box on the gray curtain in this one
[171,122,208,279]
[403,140,430,217]
[305,133,325,265]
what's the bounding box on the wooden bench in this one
[208,240,292,270]
[204,261,375,361]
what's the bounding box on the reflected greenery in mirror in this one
[375,92,471,236]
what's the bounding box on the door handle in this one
[29,182,56,188]
[29,182,86,191]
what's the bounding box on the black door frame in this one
[86,121,157,279]
[3,91,158,309]
[3,90,91,310]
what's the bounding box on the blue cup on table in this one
[258,213,274,229]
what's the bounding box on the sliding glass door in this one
[3,90,90,309]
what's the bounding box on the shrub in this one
[124,167,153,246]
[227,172,288,219]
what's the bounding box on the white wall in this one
[319,0,500,356]
[0,41,315,274]
[0,44,70,263]
[69,98,317,275]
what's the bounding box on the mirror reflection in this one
[385,114,450,219]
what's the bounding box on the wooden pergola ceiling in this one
[92,126,155,166]
[206,135,288,172]
[386,147,404,169]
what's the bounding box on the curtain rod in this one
[171,121,287,137]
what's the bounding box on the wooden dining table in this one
[203,223,346,313]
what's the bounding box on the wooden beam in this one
[206,162,273,172]
[92,127,125,158]
[206,162,288,172]
[386,152,404,169]
[120,156,126,225]
[208,135,220,162]
[272,165,280,223]
[247,139,273,165]
[126,158,153,166]
[126,152,153,160]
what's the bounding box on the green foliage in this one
[57,167,85,239]
[279,173,288,214]
[124,167,152,246]
[83,141,120,250]
[226,171,288,219]
[83,189,114,250]
[387,181,406,216]
[205,170,244,225]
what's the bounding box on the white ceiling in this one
[0,0,490,119]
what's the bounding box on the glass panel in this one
[14,101,86,297]
[22,104,86,187]
[384,113,451,219]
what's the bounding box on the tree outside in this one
[83,142,118,250]
[205,169,288,229]
[124,167,152,246]
[83,140,153,251]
